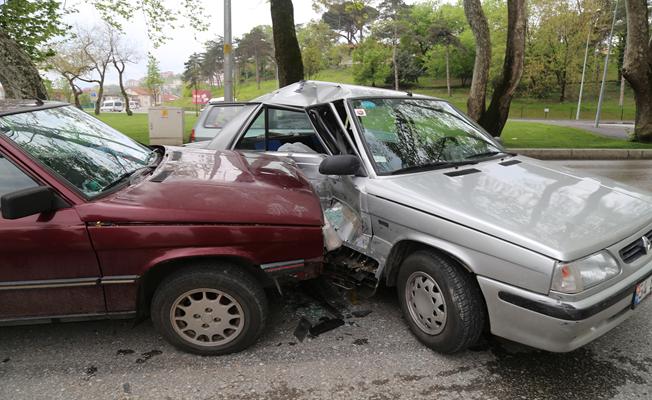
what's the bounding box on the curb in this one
[509,148,652,160]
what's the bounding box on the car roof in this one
[0,99,68,117]
[253,80,434,107]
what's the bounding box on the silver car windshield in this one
[0,105,151,197]
[351,98,503,175]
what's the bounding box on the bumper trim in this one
[498,271,652,321]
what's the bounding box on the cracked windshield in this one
[0,106,151,197]
[352,98,503,175]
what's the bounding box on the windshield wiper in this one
[100,166,155,192]
[390,160,477,175]
[465,150,516,160]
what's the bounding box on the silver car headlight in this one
[551,251,620,294]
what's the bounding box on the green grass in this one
[92,112,198,145]
[502,121,652,149]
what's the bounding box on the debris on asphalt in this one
[351,310,372,318]
[2,358,9,363]
[85,365,98,376]
[122,383,131,394]
[293,317,312,342]
[353,338,369,346]
[135,349,162,364]
[309,317,345,337]
[116,349,135,356]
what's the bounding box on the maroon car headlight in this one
[551,251,620,294]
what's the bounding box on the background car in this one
[99,99,124,112]
[0,99,324,355]
[189,101,249,143]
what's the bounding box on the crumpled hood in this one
[366,156,652,261]
[77,147,323,227]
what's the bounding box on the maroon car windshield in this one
[0,105,151,197]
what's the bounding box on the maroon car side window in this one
[0,152,38,201]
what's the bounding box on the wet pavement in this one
[1,160,652,399]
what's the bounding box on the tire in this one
[151,263,268,355]
[397,250,485,353]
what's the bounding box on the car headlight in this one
[551,251,620,294]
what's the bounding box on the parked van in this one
[100,100,124,112]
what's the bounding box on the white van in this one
[100,100,124,112]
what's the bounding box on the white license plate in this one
[633,276,652,306]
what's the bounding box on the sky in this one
[61,0,322,86]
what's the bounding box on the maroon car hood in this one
[76,147,323,226]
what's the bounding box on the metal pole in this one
[576,25,592,120]
[595,0,618,128]
[223,0,233,102]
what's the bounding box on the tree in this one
[238,26,274,89]
[270,0,304,87]
[75,25,114,115]
[144,53,164,105]
[0,0,67,99]
[622,0,652,142]
[462,0,491,121]
[297,21,338,79]
[183,52,204,115]
[352,38,391,86]
[202,38,224,87]
[48,42,92,108]
[317,0,379,45]
[478,0,526,136]
[111,32,139,116]
[377,0,408,90]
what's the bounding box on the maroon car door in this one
[0,151,105,320]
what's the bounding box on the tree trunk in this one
[559,71,567,103]
[65,76,82,109]
[478,0,526,136]
[462,0,491,121]
[619,75,626,107]
[393,23,399,91]
[0,29,48,100]
[445,45,451,97]
[114,60,132,116]
[255,54,261,89]
[270,0,304,87]
[622,0,652,141]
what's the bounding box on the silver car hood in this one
[366,156,652,261]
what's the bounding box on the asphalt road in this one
[2,160,652,400]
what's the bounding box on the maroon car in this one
[0,100,324,355]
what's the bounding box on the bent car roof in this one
[253,80,433,107]
[0,100,66,117]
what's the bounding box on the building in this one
[125,87,154,108]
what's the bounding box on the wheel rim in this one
[405,271,447,335]
[170,288,245,347]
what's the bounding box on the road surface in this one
[517,119,635,140]
[1,160,652,400]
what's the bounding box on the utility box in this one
[148,107,184,145]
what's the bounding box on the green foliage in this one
[352,38,391,86]
[144,53,163,100]
[316,0,379,45]
[0,0,68,62]
[297,21,338,78]
[182,52,203,90]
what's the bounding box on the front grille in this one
[619,230,652,263]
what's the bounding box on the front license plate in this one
[633,276,652,306]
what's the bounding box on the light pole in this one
[595,0,619,128]
[576,11,600,120]
[223,0,233,102]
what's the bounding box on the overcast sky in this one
[62,0,322,86]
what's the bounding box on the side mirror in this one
[319,155,362,176]
[1,186,55,220]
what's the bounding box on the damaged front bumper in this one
[478,264,652,352]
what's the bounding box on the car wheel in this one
[151,263,268,355]
[397,250,485,353]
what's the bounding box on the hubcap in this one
[170,288,244,347]
[405,271,447,335]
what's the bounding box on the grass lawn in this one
[502,121,652,149]
[92,112,198,145]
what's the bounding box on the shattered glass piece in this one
[351,310,372,318]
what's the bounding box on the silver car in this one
[198,81,652,353]
[189,102,249,143]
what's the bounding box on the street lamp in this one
[576,9,600,120]
[595,0,619,128]
[224,0,234,102]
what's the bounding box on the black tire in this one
[397,250,485,353]
[151,263,268,356]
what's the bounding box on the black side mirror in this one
[1,186,55,220]
[319,155,363,176]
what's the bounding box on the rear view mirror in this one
[1,186,55,220]
[319,155,363,176]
